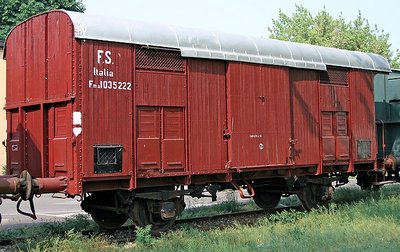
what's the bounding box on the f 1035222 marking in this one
[88,80,132,90]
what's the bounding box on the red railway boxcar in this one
[0,10,391,233]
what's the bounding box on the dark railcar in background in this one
[371,70,400,188]
[0,10,391,233]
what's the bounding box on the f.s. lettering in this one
[89,49,132,91]
[97,50,112,64]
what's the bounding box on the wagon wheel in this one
[252,189,281,211]
[131,199,177,235]
[356,172,374,190]
[297,183,333,211]
[82,191,128,230]
[90,209,128,230]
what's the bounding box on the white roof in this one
[7,10,393,72]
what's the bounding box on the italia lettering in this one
[93,67,114,77]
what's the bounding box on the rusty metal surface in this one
[4,12,77,194]
[0,173,67,195]
[47,12,74,99]
[290,69,320,165]
[227,63,291,168]
[35,177,68,194]
[318,69,351,167]
[187,59,227,172]
[3,10,381,197]
[0,176,19,194]
[5,26,25,104]
[25,15,46,103]
[80,40,133,179]
[349,71,376,163]
[24,108,42,178]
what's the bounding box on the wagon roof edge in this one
[3,10,392,72]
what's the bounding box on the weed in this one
[0,214,94,240]
[135,225,154,246]
[4,185,400,251]
[179,191,246,219]
[269,209,306,223]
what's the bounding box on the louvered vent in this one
[94,145,123,174]
[320,68,348,85]
[136,48,184,72]
[336,112,348,136]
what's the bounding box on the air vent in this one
[320,68,348,85]
[94,145,123,174]
[136,48,184,72]
[357,140,371,159]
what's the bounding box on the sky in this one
[83,0,399,52]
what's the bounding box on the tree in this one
[268,4,400,69]
[0,0,85,41]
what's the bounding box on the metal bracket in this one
[230,179,255,199]
[135,189,192,201]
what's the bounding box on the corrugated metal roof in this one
[6,10,392,72]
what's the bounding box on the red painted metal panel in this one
[47,12,74,99]
[5,11,76,187]
[321,112,333,136]
[336,136,350,161]
[137,107,161,173]
[323,137,335,161]
[187,59,227,172]
[163,107,185,172]
[136,71,186,106]
[320,85,349,112]
[81,40,133,178]
[321,110,350,162]
[48,103,73,178]
[24,107,42,178]
[137,107,186,175]
[3,10,381,196]
[290,69,320,165]
[8,111,22,174]
[321,112,334,161]
[335,112,349,161]
[6,26,26,104]
[349,71,376,162]
[25,16,46,102]
[336,112,347,136]
[228,63,291,168]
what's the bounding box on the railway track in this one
[0,205,304,247]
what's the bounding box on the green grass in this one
[3,184,400,251]
[0,214,95,240]
[135,189,400,252]
[179,191,256,219]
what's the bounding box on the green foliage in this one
[134,188,400,252]
[135,225,154,246]
[0,0,85,41]
[20,230,112,252]
[4,185,400,251]
[268,4,400,69]
[268,209,306,224]
[0,214,94,240]
[179,191,248,219]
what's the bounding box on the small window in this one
[320,68,348,85]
